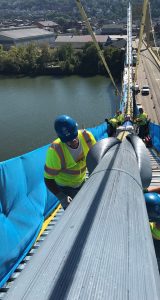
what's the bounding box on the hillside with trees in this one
[0,0,159,21]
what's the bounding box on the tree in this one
[78,43,99,76]
[37,44,52,71]
[22,43,40,73]
[104,47,125,79]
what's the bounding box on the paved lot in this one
[134,42,160,124]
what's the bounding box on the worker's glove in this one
[56,192,73,210]
[67,196,72,204]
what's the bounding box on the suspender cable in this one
[76,0,120,96]
[134,0,149,83]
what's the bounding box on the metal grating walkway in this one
[149,149,160,186]
[148,149,160,270]
[0,208,64,300]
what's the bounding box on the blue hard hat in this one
[144,192,160,222]
[54,115,78,143]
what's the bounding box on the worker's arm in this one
[146,186,160,194]
[44,178,72,209]
[44,146,71,208]
[44,178,60,195]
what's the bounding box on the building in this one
[36,21,59,32]
[0,27,55,49]
[105,35,127,49]
[101,24,127,35]
[55,35,109,49]
[107,38,127,50]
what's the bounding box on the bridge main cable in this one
[4,137,160,300]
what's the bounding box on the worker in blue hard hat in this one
[144,186,160,240]
[44,115,96,210]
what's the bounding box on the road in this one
[135,42,160,124]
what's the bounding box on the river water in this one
[0,75,120,161]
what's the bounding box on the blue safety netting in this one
[0,123,107,288]
[0,145,59,288]
[87,122,108,140]
[150,122,160,152]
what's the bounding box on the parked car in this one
[137,103,142,110]
[132,83,140,93]
[141,85,150,95]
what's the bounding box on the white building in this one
[0,27,55,49]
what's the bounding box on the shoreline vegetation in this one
[0,43,125,79]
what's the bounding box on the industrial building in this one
[55,34,128,50]
[55,35,109,49]
[36,21,59,32]
[0,27,55,49]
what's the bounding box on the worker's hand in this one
[56,192,72,209]
[136,118,140,122]
[67,196,73,204]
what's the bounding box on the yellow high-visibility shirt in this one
[137,113,148,126]
[109,118,118,128]
[44,130,96,187]
[117,114,125,124]
[150,223,160,240]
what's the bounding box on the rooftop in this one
[0,27,54,40]
[108,35,127,40]
[102,24,125,29]
[55,35,109,43]
[37,21,58,27]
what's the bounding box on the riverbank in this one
[0,43,125,79]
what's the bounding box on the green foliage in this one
[0,42,124,78]
[77,43,99,75]
[103,47,125,79]
[37,44,52,70]
[55,44,74,61]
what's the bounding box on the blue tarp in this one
[0,145,59,288]
[87,122,108,140]
[0,123,107,288]
[150,123,160,152]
